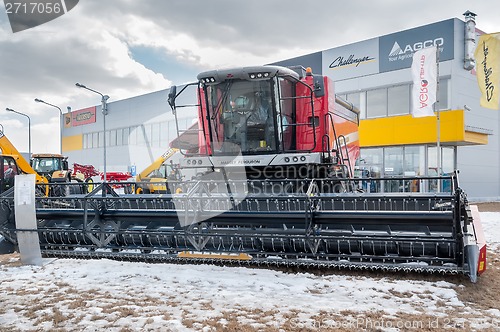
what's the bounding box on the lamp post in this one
[75,83,109,182]
[6,108,31,158]
[34,98,63,154]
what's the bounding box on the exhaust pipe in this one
[463,10,477,71]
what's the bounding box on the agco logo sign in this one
[388,38,444,61]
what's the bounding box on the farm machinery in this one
[0,65,487,282]
[72,162,131,190]
[131,147,182,194]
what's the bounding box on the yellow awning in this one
[359,110,489,147]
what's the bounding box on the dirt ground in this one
[1,203,499,331]
[1,251,499,331]
[474,201,500,212]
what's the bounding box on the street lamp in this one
[75,83,109,182]
[6,108,31,159]
[34,98,63,154]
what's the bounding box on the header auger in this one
[0,65,487,282]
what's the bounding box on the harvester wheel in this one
[68,180,85,195]
[124,184,133,194]
[52,183,70,197]
[35,184,49,197]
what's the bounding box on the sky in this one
[0,1,499,154]
[0,211,499,330]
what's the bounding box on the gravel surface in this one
[474,202,500,212]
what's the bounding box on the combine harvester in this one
[0,65,486,282]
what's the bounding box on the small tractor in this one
[31,153,73,196]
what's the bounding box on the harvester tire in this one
[124,184,133,194]
[69,180,84,195]
[52,183,70,197]
[35,184,49,197]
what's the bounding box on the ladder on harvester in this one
[335,135,356,192]
[336,135,352,178]
[326,113,354,181]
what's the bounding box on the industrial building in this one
[61,13,499,201]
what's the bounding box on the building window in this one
[403,145,426,192]
[346,91,366,119]
[355,147,383,192]
[343,79,448,119]
[144,124,152,146]
[92,132,98,148]
[388,85,410,116]
[428,145,455,175]
[129,126,137,145]
[384,146,404,192]
[105,130,110,147]
[117,128,123,146]
[110,129,117,146]
[123,127,130,145]
[441,146,455,174]
[366,89,387,118]
[404,145,425,176]
[358,145,456,193]
[98,131,104,148]
[437,79,449,110]
[136,125,146,145]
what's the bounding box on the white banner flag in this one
[411,46,438,117]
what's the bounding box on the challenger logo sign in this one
[329,54,375,69]
[323,38,379,80]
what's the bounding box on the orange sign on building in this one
[64,106,97,128]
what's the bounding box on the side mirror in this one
[313,76,325,98]
[167,85,177,112]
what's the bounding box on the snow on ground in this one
[480,212,500,251]
[0,212,499,332]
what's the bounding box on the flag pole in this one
[435,46,441,192]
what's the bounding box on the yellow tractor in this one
[131,148,181,194]
[30,153,74,196]
[0,131,49,196]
